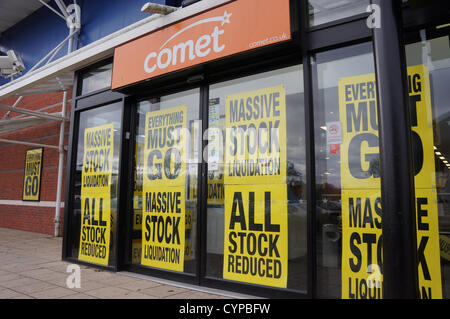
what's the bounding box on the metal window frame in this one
[61,60,127,271]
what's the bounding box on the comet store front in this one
[62,0,450,299]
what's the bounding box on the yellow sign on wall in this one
[22,148,43,201]
[78,123,114,266]
[339,66,442,299]
[141,105,187,272]
[223,85,288,288]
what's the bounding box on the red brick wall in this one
[0,91,72,236]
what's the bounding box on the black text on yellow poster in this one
[22,148,43,201]
[409,64,442,298]
[339,66,442,299]
[225,85,287,185]
[415,188,442,298]
[78,123,114,266]
[223,85,288,288]
[341,189,383,299]
[223,184,288,288]
[142,187,185,271]
[188,172,225,205]
[339,74,380,191]
[339,73,382,298]
[141,105,187,272]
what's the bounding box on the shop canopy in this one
[0,0,228,237]
[0,0,226,140]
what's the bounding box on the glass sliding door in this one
[66,102,123,268]
[130,88,200,276]
[312,42,379,299]
[405,27,450,299]
[205,65,307,292]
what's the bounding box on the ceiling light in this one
[440,156,445,160]
[435,152,442,155]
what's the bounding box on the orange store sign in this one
[111,0,291,89]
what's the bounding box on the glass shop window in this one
[405,27,450,299]
[79,63,113,96]
[312,42,379,299]
[68,102,123,267]
[205,65,307,291]
[308,0,370,27]
[131,89,200,274]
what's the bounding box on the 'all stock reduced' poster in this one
[78,123,114,266]
[223,85,288,288]
[339,65,442,299]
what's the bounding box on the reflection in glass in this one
[80,63,113,96]
[312,43,376,298]
[406,30,450,299]
[309,0,370,26]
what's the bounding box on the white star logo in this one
[221,11,232,26]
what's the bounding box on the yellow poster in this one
[78,123,114,266]
[339,66,442,299]
[224,85,287,185]
[132,239,141,264]
[409,65,442,299]
[224,184,288,287]
[339,74,380,191]
[141,105,187,272]
[341,189,383,299]
[22,148,43,201]
[207,171,225,205]
[223,85,288,288]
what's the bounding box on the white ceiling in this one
[0,0,51,35]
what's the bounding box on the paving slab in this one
[0,227,238,299]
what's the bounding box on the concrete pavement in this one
[0,227,246,299]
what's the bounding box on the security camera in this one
[0,50,25,78]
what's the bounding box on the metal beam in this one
[0,138,59,150]
[0,103,68,122]
[371,0,420,298]
[2,95,23,119]
[54,0,70,19]
[54,90,67,237]
[37,0,66,21]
